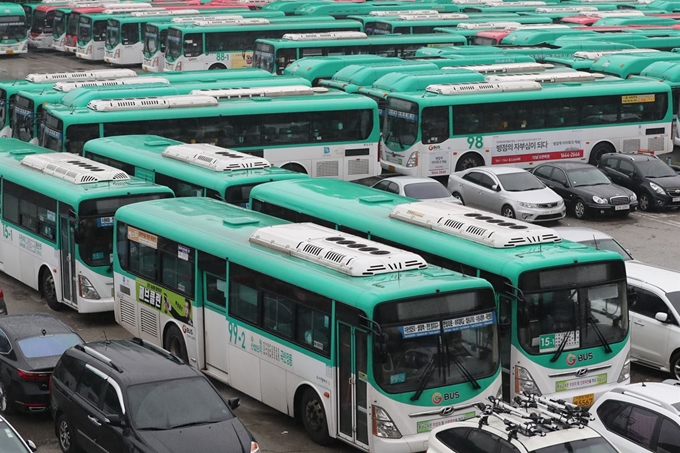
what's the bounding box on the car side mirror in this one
[27,440,37,452]
[655,312,669,323]
[228,397,241,411]
[106,414,123,427]
[492,184,500,192]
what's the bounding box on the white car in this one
[428,395,620,453]
[590,380,680,453]
[0,414,36,452]
[372,176,461,203]
[553,227,635,262]
[447,166,565,222]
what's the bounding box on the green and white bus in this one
[0,2,28,55]
[248,178,632,407]
[368,13,553,35]
[164,18,363,71]
[641,60,680,145]
[379,77,672,178]
[83,135,311,206]
[283,55,402,85]
[113,196,501,452]
[39,86,380,181]
[252,32,466,75]
[0,139,173,313]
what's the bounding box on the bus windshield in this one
[0,16,26,41]
[107,20,120,47]
[78,16,92,43]
[518,263,628,356]
[67,13,79,36]
[40,112,63,152]
[373,289,498,395]
[53,11,66,36]
[31,10,47,34]
[144,25,159,55]
[78,193,171,267]
[384,99,419,150]
[167,29,182,59]
[11,95,33,142]
[252,42,275,72]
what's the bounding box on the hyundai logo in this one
[440,406,455,416]
[575,368,589,377]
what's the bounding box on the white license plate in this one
[673,197,680,202]
[614,204,629,211]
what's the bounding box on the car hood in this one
[138,418,253,453]
[648,175,680,191]
[504,188,562,204]
[571,183,633,199]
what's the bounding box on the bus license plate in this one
[573,393,594,407]
[388,165,395,173]
[614,205,629,211]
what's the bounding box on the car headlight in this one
[518,202,539,208]
[650,182,665,195]
[630,193,637,202]
[592,196,607,204]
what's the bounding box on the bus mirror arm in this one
[503,282,524,302]
[359,315,383,337]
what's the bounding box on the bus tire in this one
[300,387,333,446]
[452,192,464,205]
[501,205,515,219]
[455,153,483,172]
[164,324,188,363]
[208,63,226,70]
[281,163,308,174]
[42,268,61,311]
[589,142,614,165]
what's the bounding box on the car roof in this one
[537,161,593,170]
[626,261,680,292]
[77,339,199,385]
[553,227,614,243]
[0,313,72,339]
[468,166,528,175]
[603,381,680,413]
[381,176,441,184]
[605,153,656,163]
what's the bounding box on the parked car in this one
[428,395,620,453]
[0,414,37,452]
[531,161,637,219]
[51,338,259,453]
[625,261,680,379]
[553,227,635,262]
[0,289,6,315]
[598,152,680,211]
[447,166,565,222]
[372,176,461,203]
[590,380,680,453]
[0,313,82,414]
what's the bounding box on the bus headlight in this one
[78,275,101,300]
[372,405,402,439]
[114,49,120,59]
[515,365,541,396]
[405,151,418,168]
[618,353,630,383]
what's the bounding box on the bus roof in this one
[589,50,680,76]
[2,3,26,16]
[247,179,623,278]
[166,18,361,32]
[256,32,468,47]
[320,61,444,91]
[0,146,172,207]
[501,28,595,45]
[282,55,400,83]
[359,69,487,96]
[640,60,680,81]
[115,197,491,304]
[592,16,678,25]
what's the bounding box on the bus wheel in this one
[42,268,61,311]
[164,325,188,363]
[589,142,614,165]
[281,163,308,174]
[455,153,483,171]
[300,388,333,446]
[208,64,226,70]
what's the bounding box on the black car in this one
[51,338,259,453]
[531,162,637,219]
[0,313,82,414]
[598,152,680,211]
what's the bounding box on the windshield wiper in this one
[587,316,613,354]
[168,420,218,430]
[449,349,481,390]
[410,356,436,402]
[550,330,573,363]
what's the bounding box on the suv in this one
[427,395,620,453]
[590,380,680,453]
[625,261,680,380]
[51,338,259,453]
[598,152,680,211]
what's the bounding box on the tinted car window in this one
[657,418,680,453]
[101,382,123,416]
[478,174,496,190]
[636,159,676,178]
[618,160,635,177]
[403,182,451,199]
[534,437,619,453]
[463,171,483,185]
[607,404,659,449]
[54,355,86,392]
[630,287,668,319]
[467,429,500,453]
[497,172,544,191]
[552,169,568,186]
[435,427,471,452]
[77,366,108,407]
[533,166,553,180]
[17,333,82,358]
[0,330,11,354]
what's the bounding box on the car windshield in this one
[574,238,632,261]
[497,171,545,192]
[0,421,30,453]
[17,333,82,358]
[566,167,610,187]
[636,159,677,178]
[533,437,618,453]
[666,291,680,315]
[128,376,234,430]
[404,181,451,199]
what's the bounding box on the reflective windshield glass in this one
[497,171,545,191]
[40,112,62,151]
[17,333,82,358]
[373,289,498,395]
[53,11,65,36]
[384,98,419,150]
[636,159,676,178]
[566,167,610,187]
[67,13,79,35]
[31,10,46,33]
[144,25,158,54]
[0,16,27,41]
[0,89,7,126]
[128,376,234,430]
[167,28,182,59]
[534,437,618,453]
[404,181,451,199]
[11,95,34,142]
[106,20,119,46]
[78,16,91,43]
[667,291,680,316]
[252,42,274,71]
[518,263,628,355]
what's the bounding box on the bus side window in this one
[263,291,293,338]
[184,33,202,57]
[421,106,449,144]
[228,263,259,324]
[296,305,330,353]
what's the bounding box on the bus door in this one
[59,208,77,307]
[337,322,369,449]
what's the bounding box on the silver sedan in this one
[447,166,565,222]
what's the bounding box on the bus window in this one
[184,33,202,57]
[422,106,449,145]
[121,23,138,45]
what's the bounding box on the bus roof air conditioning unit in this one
[456,22,521,29]
[129,9,200,16]
[504,23,571,31]
[426,81,542,95]
[368,10,438,16]
[88,95,218,111]
[572,48,659,60]
[189,85,323,99]
[162,144,271,171]
[282,31,367,40]
[192,18,270,26]
[21,154,130,184]
[26,69,137,83]
[485,1,547,5]
[398,13,468,20]
[389,202,561,248]
[485,71,605,83]
[172,15,243,23]
[249,223,428,276]
[444,62,552,73]
[535,6,597,12]
[582,10,644,16]
[54,76,170,92]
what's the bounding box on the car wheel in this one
[301,387,333,446]
[455,153,483,172]
[670,353,680,380]
[164,324,188,363]
[0,381,14,415]
[589,142,615,165]
[501,205,515,219]
[58,413,81,453]
[638,191,652,212]
[452,192,464,205]
[42,268,61,311]
[574,199,588,219]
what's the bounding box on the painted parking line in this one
[632,211,680,227]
